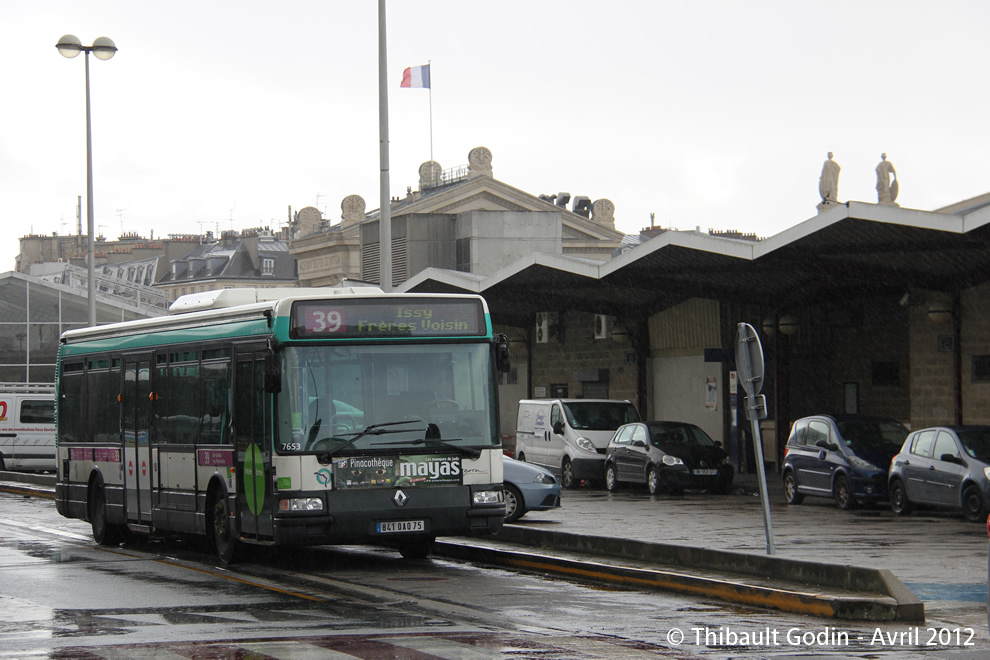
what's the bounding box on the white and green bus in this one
[54,287,508,562]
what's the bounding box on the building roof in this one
[399,200,990,327]
[157,233,296,284]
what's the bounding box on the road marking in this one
[0,518,91,541]
[154,558,326,602]
[237,641,354,658]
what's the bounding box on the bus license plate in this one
[376,520,425,534]
[692,469,718,476]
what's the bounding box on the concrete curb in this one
[0,472,56,499]
[0,471,56,486]
[439,525,924,623]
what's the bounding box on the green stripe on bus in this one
[243,444,265,515]
[61,319,271,355]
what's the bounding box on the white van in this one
[515,399,640,488]
[0,383,56,472]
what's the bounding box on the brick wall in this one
[961,283,990,424]
[529,311,638,403]
[909,291,957,428]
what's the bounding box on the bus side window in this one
[169,362,202,444]
[201,361,230,445]
[59,364,84,443]
[90,368,120,444]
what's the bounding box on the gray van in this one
[515,399,640,488]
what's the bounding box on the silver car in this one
[889,425,990,522]
[502,456,562,523]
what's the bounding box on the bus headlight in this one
[473,489,502,505]
[279,497,324,512]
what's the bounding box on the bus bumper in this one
[271,484,504,546]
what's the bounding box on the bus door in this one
[234,347,273,541]
[123,355,154,526]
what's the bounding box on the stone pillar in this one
[418,161,442,190]
[592,199,616,228]
[468,146,493,179]
[341,195,366,226]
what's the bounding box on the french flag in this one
[400,64,430,89]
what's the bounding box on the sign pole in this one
[735,322,775,555]
[748,394,775,555]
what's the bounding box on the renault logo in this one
[393,489,408,507]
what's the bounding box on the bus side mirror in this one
[265,361,282,393]
[494,333,510,374]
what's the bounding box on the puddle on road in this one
[0,596,54,624]
[905,582,988,602]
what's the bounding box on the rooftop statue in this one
[818,152,840,203]
[876,153,899,205]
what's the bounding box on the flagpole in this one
[428,59,433,164]
[377,0,392,292]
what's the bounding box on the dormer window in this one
[262,258,275,277]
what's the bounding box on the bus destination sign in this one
[291,298,485,339]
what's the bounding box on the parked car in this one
[888,425,990,523]
[603,421,734,494]
[502,455,562,523]
[781,414,907,509]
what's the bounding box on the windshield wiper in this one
[373,423,482,459]
[313,420,422,464]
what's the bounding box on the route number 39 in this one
[307,309,343,333]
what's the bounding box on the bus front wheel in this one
[209,488,238,565]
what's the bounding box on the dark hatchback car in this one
[888,425,990,522]
[782,414,908,509]
[604,421,734,494]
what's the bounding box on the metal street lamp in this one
[56,34,117,327]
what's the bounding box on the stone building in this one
[17,231,203,276]
[155,228,297,301]
[290,147,625,288]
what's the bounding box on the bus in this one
[54,287,509,563]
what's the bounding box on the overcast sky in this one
[4,1,989,273]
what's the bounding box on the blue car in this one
[782,414,908,509]
[502,455,562,523]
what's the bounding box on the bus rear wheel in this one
[90,482,123,546]
[209,489,238,565]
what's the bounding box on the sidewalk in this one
[441,469,923,623]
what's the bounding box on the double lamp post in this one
[55,34,117,327]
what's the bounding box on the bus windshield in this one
[276,343,497,455]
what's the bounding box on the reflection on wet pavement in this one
[14,632,689,659]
